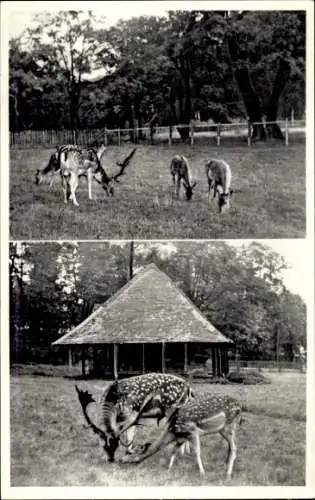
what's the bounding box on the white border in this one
[1,1,315,499]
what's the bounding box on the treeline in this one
[9,10,305,140]
[9,241,306,365]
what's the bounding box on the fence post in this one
[118,128,121,146]
[216,123,221,147]
[247,120,251,147]
[285,118,289,146]
[104,127,108,146]
[169,125,173,145]
[190,121,194,145]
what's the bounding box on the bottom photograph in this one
[8,240,306,487]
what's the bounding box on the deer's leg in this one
[220,424,237,479]
[176,177,181,199]
[190,429,205,475]
[168,440,184,470]
[61,175,68,204]
[49,172,54,188]
[171,174,176,198]
[87,168,93,200]
[69,172,79,206]
[124,426,136,454]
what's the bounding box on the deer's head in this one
[218,188,233,213]
[34,169,42,185]
[35,152,59,185]
[185,181,198,201]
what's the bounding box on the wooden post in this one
[161,342,166,373]
[291,107,294,126]
[93,347,97,376]
[169,126,173,145]
[247,120,251,147]
[68,347,73,375]
[212,347,217,377]
[104,127,108,146]
[285,118,289,146]
[118,128,121,146]
[217,349,222,377]
[216,123,221,146]
[190,122,194,145]
[184,343,188,373]
[142,344,145,374]
[81,347,86,377]
[113,343,118,380]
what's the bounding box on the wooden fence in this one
[230,358,306,373]
[10,119,306,148]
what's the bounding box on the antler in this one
[75,385,108,441]
[113,148,137,182]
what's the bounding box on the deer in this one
[75,372,193,463]
[119,392,243,480]
[170,155,198,201]
[57,145,136,206]
[205,159,233,213]
[34,145,107,192]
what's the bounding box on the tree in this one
[225,11,305,139]
[9,39,45,131]
[25,10,106,138]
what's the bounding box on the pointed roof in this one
[52,264,232,345]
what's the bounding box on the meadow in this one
[10,370,306,487]
[9,141,306,240]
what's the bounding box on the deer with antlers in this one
[170,155,198,201]
[120,392,243,480]
[75,372,193,462]
[205,159,233,213]
[58,145,137,206]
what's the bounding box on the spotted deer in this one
[75,372,193,462]
[34,145,107,194]
[58,145,136,206]
[170,155,198,201]
[120,393,243,480]
[205,159,233,213]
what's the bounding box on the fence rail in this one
[10,119,306,148]
[230,358,306,373]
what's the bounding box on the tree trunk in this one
[266,58,291,139]
[227,36,266,140]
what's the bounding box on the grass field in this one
[10,371,306,487]
[9,142,306,240]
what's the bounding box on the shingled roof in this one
[52,264,232,346]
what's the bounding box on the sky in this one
[6,1,176,39]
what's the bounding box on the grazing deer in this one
[35,149,60,187]
[34,145,106,193]
[75,373,193,462]
[120,393,243,480]
[170,155,198,201]
[205,159,233,213]
[59,145,136,206]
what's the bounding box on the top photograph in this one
[7,5,307,240]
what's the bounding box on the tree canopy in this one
[9,241,306,364]
[9,10,305,139]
